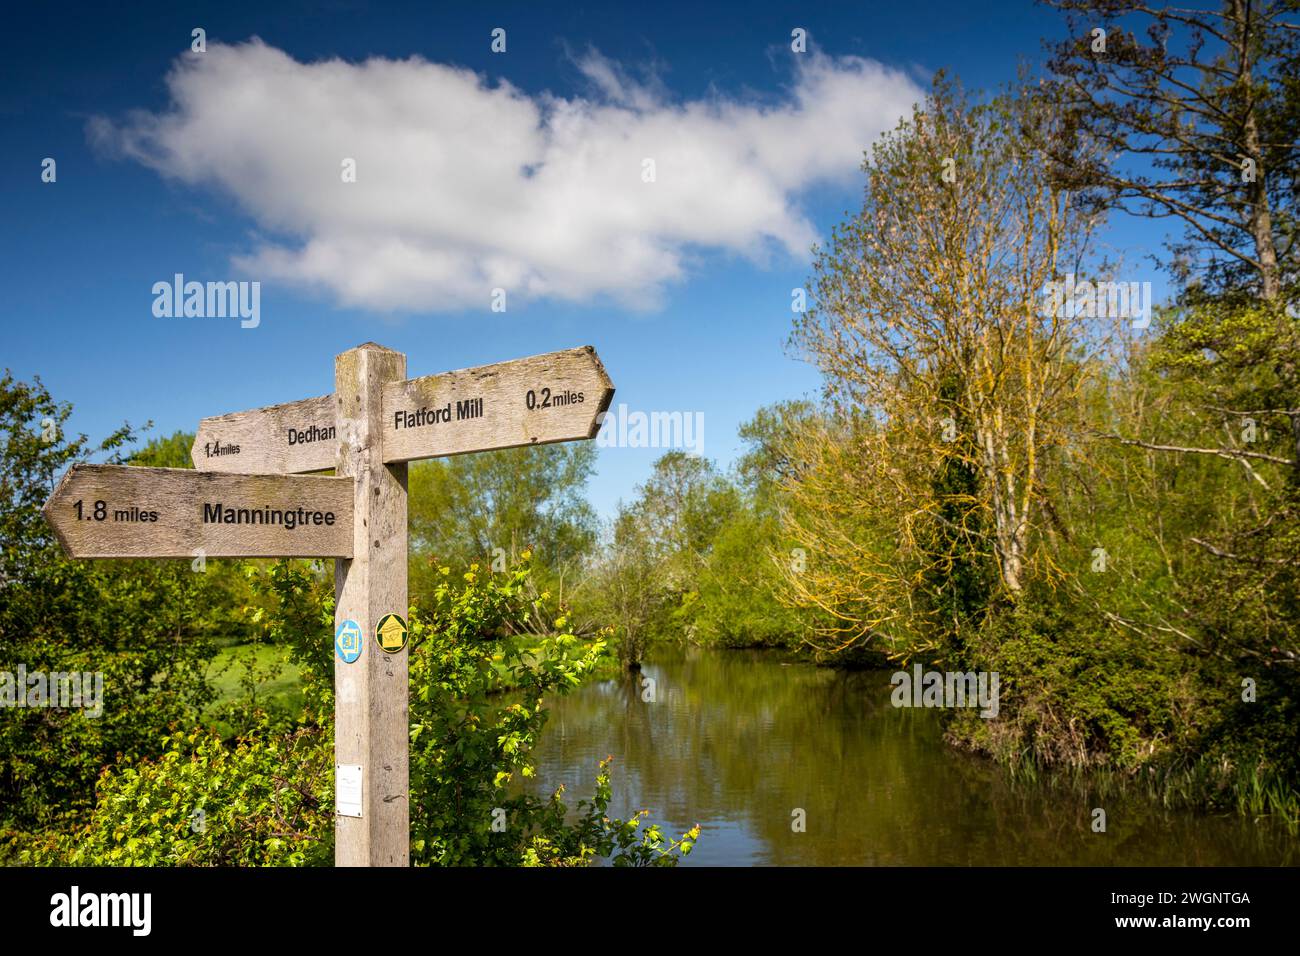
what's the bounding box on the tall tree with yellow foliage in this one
[781,77,1105,657]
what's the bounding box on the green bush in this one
[950,589,1206,771]
[19,722,332,867]
[16,556,698,866]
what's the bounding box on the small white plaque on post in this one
[336,763,363,818]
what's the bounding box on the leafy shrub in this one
[20,722,332,866]
[949,590,1206,770]
[17,556,698,866]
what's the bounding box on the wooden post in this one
[333,343,409,866]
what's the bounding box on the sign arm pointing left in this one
[42,464,354,558]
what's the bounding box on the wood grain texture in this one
[191,394,336,474]
[333,343,409,867]
[380,345,614,464]
[42,464,353,558]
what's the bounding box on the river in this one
[527,649,1299,865]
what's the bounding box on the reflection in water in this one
[527,649,1299,865]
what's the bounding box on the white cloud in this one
[91,39,921,312]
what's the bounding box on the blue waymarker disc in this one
[335,618,363,663]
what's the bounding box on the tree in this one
[590,509,667,669]
[126,429,194,468]
[1045,0,1300,496]
[584,453,740,666]
[782,76,1100,656]
[408,443,598,620]
[628,452,738,586]
[683,404,823,650]
[1044,0,1300,301]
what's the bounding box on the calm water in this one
[527,650,1299,866]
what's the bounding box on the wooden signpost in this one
[43,342,614,867]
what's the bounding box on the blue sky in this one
[1,0,1168,517]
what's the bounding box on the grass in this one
[204,642,304,718]
[989,740,1300,832]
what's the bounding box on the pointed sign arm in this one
[381,345,614,464]
[192,393,336,475]
[43,464,353,558]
